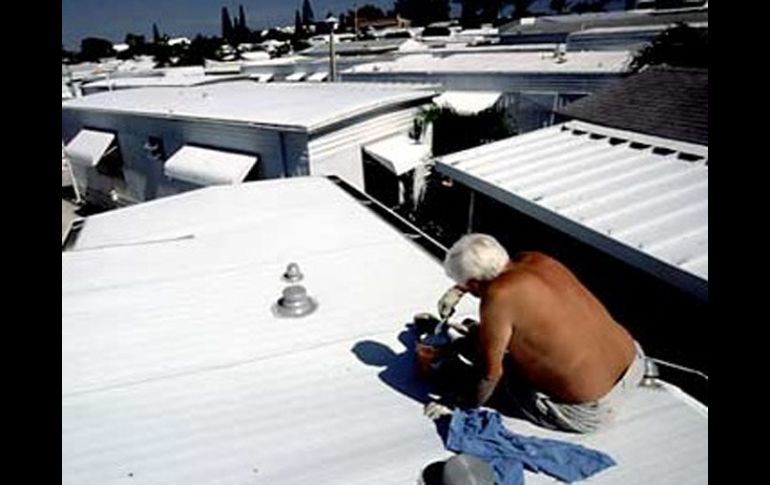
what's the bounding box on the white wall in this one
[308,108,420,190]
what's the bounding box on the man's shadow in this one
[351,323,432,405]
[352,323,535,427]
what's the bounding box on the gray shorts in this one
[497,342,646,433]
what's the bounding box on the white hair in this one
[444,234,510,285]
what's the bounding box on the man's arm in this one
[471,290,514,407]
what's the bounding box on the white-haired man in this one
[435,233,646,433]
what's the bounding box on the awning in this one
[64,129,115,167]
[307,72,329,82]
[433,90,502,115]
[363,133,431,176]
[285,72,306,82]
[164,145,259,186]
[249,73,274,83]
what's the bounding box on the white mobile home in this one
[61,177,707,484]
[61,81,437,207]
[342,50,631,133]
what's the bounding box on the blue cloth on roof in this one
[445,408,616,485]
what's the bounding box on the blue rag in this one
[445,408,616,485]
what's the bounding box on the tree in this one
[294,9,304,39]
[550,0,569,14]
[458,0,482,28]
[152,23,161,44]
[570,0,611,14]
[629,23,708,73]
[511,0,536,19]
[358,4,386,19]
[234,5,249,43]
[222,7,234,42]
[62,44,77,63]
[238,5,247,30]
[302,0,315,25]
[176,34,224,66]
[393,0,450,26]
[79,37,115,62]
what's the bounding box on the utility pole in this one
[326,16,338,82]
[354,3,358,39]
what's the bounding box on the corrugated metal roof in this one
[346,50,632,75]
[62,177,706,484]
[62,81,438,133]
[436,121,708,296]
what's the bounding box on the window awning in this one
[307,72,329,82]
[433,90,502,115]
[249,73,274,83]
[64,130,115,167]
[363,133,431,176]
[285,72,306,82]
[164,146,259,186]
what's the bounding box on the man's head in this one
[444,234,510,297]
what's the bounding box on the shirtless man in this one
[436,234,646,433]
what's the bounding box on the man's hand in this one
[424,401,454,421]
[438,286,467,321]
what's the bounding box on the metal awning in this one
[249,73,274,83]
[164,145,259,186]
[64,129,115,167]
[433,90,502,115]
[307,72,329,82]
[363,133,432,176]
[285,72,306,82]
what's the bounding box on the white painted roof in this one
[364,134,432,175]
[164,145,259,186]
[62,81,438,133]
[436,121,708,294]
[433,90,502,115]
[64,129,115,167]
[83,74,247,89]
[62,177,706,485]
[346,50,631,74]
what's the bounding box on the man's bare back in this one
[479,252,636,404]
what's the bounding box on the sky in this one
[62,0,629,49]
[62,0,395,48]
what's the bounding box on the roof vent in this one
[274,284,318,318]
[283,262,304,282]
[640,358,662,388]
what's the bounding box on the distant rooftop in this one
[62,81,438,133]
[558,66,708,146]
[300,38,427,57]
[501,6,708,36]
[82,74,247,90]
[346,50,632,75]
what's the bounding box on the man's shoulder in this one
[489,269,543,298]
